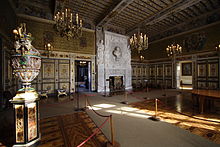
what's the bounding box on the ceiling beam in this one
[126,0,203,34]
[96,0,135,27]
[149,7,220,38]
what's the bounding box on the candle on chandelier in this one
[76,13,79,24]
[62,12,64,20]
[70,13,72,22]
[65,9,67,18]
[80,19,82,27]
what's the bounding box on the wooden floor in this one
[130,94,220,144]
[39,112,109,147]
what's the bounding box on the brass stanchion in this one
[155,98,158,118]
[149,98,160,121]
[85,98,88,109]
[110,115,114,146]
[121,91,128,104]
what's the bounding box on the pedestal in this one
[10,90,40,147]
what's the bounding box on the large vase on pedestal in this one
[10,23,41,147]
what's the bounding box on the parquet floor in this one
[130,95,220,144]
[39,112,108,147]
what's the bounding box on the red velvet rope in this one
[77,117,110,147]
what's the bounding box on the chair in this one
[38,90,48,99]
[57,89,67,98]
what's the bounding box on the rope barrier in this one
[77,117,110,147]
[86,98,111,118]
[78,94,115,146]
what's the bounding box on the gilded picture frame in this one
[182,63,192,76]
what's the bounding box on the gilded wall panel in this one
[157,66,163,77]
[59,64,70,79]
[208,63,218,77]
[59,83,69,91]
[150,66,155,77]
[198,64,206,77]
[198,81,206,89]
[208,82,218,89]
[42,83,54,93]
[43,63,55,79]
[165,66,172,77]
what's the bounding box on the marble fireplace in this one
[96,31,132,94]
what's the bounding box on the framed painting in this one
[182,63,192,76]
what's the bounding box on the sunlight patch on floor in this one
[87,106,102,110]
[93,103,116,108]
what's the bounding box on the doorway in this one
[75,60,91,92]
[176,61,193,90]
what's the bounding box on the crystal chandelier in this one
[166,43,182,57]
[54,8,83,39]
[130,30,148,54]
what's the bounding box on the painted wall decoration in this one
[165,66,172,76]
[150,66,155,77]
[208,82,218,89]
[59,83,69,91]
[59,64,69,79]
[157,66,163,76]
[43,63,55,78]
[42,83,54,93]
[43,31,54,45]
[183,32,206,52]
[208,63,218,77]
[182,63,192,76]
[198,64,206,77]
[80,37,87,47]
[198,81,207,89]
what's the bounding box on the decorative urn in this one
[10,23,41,146]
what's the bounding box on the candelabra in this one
[165,43,183,89]
[130,30,148,54]
[166,43,182,58]
[54,8,83,39]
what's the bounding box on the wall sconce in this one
[140,55,145,62]
[215,44,220,52]
[44,43,53,57]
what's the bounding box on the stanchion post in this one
[85,97,88,109]
[155,99,158,118]
[110,115,114,146]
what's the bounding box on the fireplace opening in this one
[109,76,124,95]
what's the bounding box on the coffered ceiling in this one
[15,0,220,41]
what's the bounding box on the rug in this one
[130,97,220,144]
[39,112,109,147]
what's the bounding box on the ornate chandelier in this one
[130,30,148,53]
[166,43,182,57]
[54,8,83,39]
